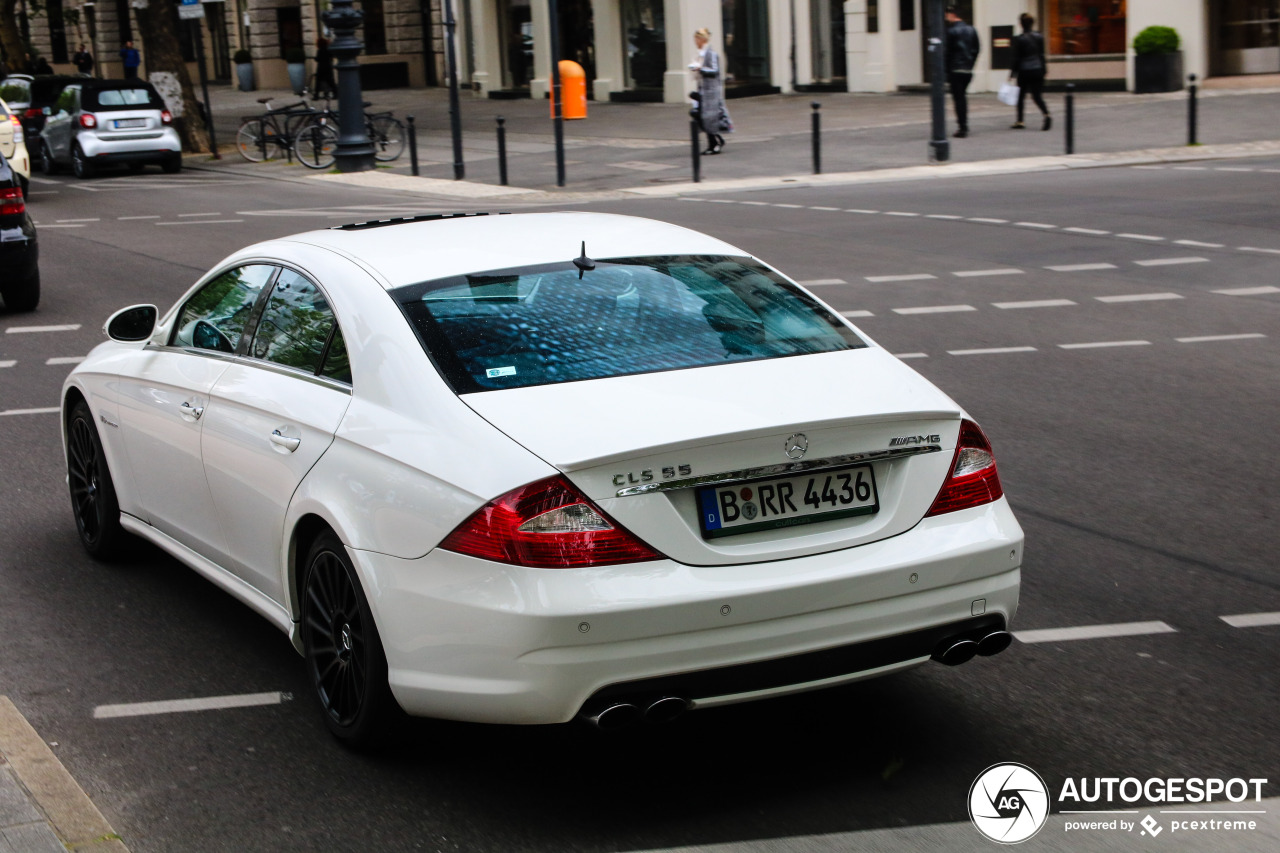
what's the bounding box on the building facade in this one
[10,1,1279,98]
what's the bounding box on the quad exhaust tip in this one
[581,696,691,730]
[932,630,1013,666]
[977,630,1013,657]
[644,696,690,724]
[584,703,643,731]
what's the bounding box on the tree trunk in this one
[133,1,211,154]
[1,0,26,73]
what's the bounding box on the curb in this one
[0,697,129,853]
[185,138,1280,205]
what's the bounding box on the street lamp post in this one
[322,0,376,172]
[926,0,950,162]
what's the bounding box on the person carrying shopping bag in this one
[1009,13,1051,130]
[689,28,731,155]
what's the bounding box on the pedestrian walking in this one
[688,27,730,155]
[944,5,980,138]
[1009,13,1051,130]
[120,40,141,80]
[313,36,336,98]
[73,44,94,76]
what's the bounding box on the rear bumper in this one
[350,497,1024,725]
[79,129,181,161]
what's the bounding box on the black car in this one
[0,151,39,312]
[1,75,80,157]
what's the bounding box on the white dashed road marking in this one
[55,218,100,223]
[1064,227,1110,235]
[1176,333,1266,343]
[157,219,245,226]
[797,278,847,286]
[5,324,81,334]
[1133,256,1209,267]
[36,223,85,229]
[1116,233,1165,241]
[953,268,1023,278]
[1014,221,1056,229]
[948,346,1037,356]
[1240,246,1280,255]
[1015,621,1177,644]
[1220,612,1280,628]
[967,217,1008,224]
[117,215,160,220]
[94,691,288,719]
[0,360,14,368]
[1095,292,1184,303]
[177,212,223,217]
[884,211,920,217]
[0,407,60,417]
[45,356,86,365]
[1059,340,1152,349]
[844,208,879,214]
[1047,263,1118,272]
[865,273,936,283]
[993,299,1076,309]
[893,352,928,359]
[893,305,975,315]
[925,214,963,220]
[840,310,874,318]
[1176,239,1225,248]
[1214,286,1280,296]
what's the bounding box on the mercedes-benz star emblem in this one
[784,433,808,460]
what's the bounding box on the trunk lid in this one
[461,348,964,565]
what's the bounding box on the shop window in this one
[722,0,771,84]
[899,0,914,31]
[357,0,387,56]
[1046,1,1127,56]
[622,0,665,89]
[277,7,303,56]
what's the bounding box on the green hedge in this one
[1133,26,1180,56]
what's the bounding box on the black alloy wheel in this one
[66,401,124,559]
[301,532,394,744]
[71,143,93,179]
[40,140,58,175]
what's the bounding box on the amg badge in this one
[889,434,941,447]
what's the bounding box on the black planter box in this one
[1134,51,1184,93]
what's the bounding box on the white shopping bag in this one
[997,81,1020,106]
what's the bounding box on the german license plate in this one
[697,464,879,539]
[114,118,146,129]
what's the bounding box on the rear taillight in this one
[925,419,1004,517]
[9,115,22,143]
[24,108,40,119]
[0,186,25,216]
[440,475,664,569]
[80,113,97,128]
[161,109,172,125]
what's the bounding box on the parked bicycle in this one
[235,96,319,163]
[291,99,405,170]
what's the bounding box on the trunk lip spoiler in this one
[613,445,944,498]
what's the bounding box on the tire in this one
[162,156,182,174]
[0,267,39,312]
[293,121,337,170]
[236,119,270,162]
[71,143,93,179]
[41,140,59,175]
[301,531,396,745]
[369,115,405,162]
[66,399,126,560]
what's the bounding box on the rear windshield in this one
[0,80,30,104]
[85,87,162,111]
[393,255,866,394]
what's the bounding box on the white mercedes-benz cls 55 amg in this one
[61,212,1023,743]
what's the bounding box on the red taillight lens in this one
[79,112,97,128]
[440,475,664,568]
[0,186,24,215]
[24,108,40,119]
[161,110,172,125]
[925,419,1004,517]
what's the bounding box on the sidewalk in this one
[191,76,1280,196]
[0,698,127,853]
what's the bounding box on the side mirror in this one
[104,304,157,342]
[42,106,51,116]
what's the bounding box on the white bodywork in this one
[62,213,1023,725]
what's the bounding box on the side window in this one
[320,327,351,384]
[56,89,75,115]
[172,264,275,353]
[249,269,341,377]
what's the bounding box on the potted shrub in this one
[234,48,255,92]
[285,47,308,95]
[1133,26,1183,93]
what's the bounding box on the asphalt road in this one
[1,158,1277,852]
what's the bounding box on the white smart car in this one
[62,212,1023,743]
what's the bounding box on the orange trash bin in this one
[551,60,588,120]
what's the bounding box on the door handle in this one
[270,429,301,452]
[179,401,204,420]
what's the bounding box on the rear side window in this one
[86,87,161,111]
[0,81,30,104]
[249,269,344,377]
[393,255,866,394]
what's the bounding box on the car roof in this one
[281,212,750,289]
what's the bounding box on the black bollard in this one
[1188,73,1198,146]
[811,101,822,175]
[691,117,701,183]
[408,114,419,176]
[1065,84,1075,155]
[497,116,508,186]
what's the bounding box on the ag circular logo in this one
[969,763,1051,844]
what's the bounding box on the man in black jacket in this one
[944,6,980,138]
